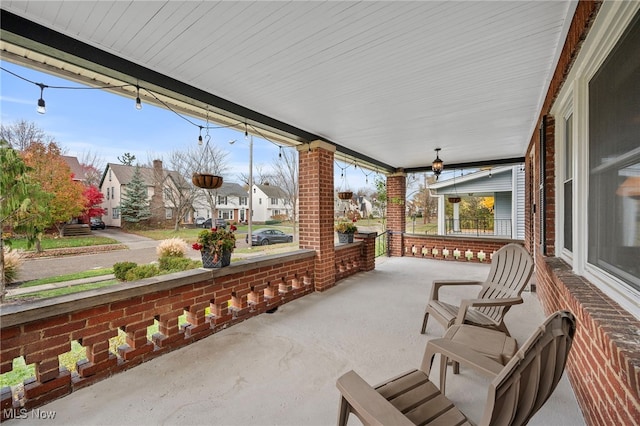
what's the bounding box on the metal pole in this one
[248,135,253,248]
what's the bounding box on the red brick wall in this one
[298,141,336,291]
[386,173,406,257]
[334,243,362,282]
[0,254,315,417]
[537,257,640,425]
[354,232,377,271]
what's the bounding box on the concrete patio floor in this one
[7,256,584,426]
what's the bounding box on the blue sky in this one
[1,60,373,189]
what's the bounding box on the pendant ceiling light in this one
[432,148,443,180]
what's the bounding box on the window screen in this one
[588,11,640,291]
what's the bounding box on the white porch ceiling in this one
[0,1,577,172]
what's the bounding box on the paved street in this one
[17,229,160,282]
[16,228,276,283]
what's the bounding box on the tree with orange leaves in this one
[21,141,85,241]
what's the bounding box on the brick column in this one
[297,140,336,291]
[354,231,377,271]
[386,172,406,257]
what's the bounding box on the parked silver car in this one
[251,229,293,246]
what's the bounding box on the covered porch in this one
[2,257,582,425]
[1,2,639,424]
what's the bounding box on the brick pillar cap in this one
[296,140,336,153]
[388,170,406,177]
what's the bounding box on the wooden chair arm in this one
[420,339,504,378]
[336,370,415,426]
[429,280,483,301]
[455,297,523,325]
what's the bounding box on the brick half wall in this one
[537,256,640,425]
[0,251,316,416]
[402,234,521,265]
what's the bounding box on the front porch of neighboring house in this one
[428,165,525,240]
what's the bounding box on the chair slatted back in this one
[476,244,534,323]
[480,310,576,426]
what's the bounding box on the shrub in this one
[113,261,138,280]
[265,219,281,225]
[156,238,187,258]
[2,247,23,283]
[158,256,200,272]
[124,264,160,281]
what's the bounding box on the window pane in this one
[564,180,573,252]
[565,114,573,179]
[564,114,573,252]
[588,11,640,291]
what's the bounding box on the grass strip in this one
[18,268,114,288]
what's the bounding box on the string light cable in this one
[1,66,244,136]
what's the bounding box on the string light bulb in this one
[245,122,249,140]
[36,83,47,114]
[198,126,203,145]
[135,85,142,110]
[279,146,282,159]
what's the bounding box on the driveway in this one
[17,228,160,282]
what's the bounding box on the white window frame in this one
[554,100,574,263]
[551,1,640,317]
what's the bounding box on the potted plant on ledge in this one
[335,221,358,244]
[192,225,237,268]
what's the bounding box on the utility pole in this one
[230,136,253,247]
[248,135,253,247]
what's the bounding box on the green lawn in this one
[8,235,119,251]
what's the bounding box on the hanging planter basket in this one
[338,191,353,200]
[448,197,461,204]
[192,173,223,189]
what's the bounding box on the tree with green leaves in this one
[120,164,151,226]
[373,174,387,229]
[0,140,51,300]
[118,152,136,166]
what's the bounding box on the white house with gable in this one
[192,182,249,224]
[251,183,290,222]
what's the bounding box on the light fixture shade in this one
[135,85,142,110]
[432,148,443,179]
[37,98,46,114]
